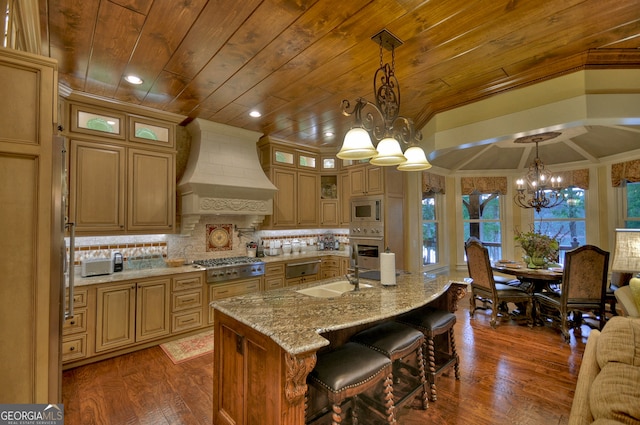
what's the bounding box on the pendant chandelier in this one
[513,133,566,212]
[337,29,431,171]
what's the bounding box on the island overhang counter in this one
[210,272,468,425]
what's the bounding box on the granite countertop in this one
[69,264,206,287]
[211,272,467,356]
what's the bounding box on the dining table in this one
[492,260,563,293]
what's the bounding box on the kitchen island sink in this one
[295,280,373,298]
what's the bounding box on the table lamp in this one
[611,229,640,310]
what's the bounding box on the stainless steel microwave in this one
[351,196,383,223]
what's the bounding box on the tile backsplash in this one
[67,215,349,267]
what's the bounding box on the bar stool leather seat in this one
[351,321,429,410]
[397,306,460,402]
[307,342,396,424]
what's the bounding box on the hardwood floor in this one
[62,294,591,424]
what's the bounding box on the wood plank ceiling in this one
[38,0,640,170]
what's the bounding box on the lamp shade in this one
[369,137,407,166]
[611,229,640,273]
[336,127,377,160]
[397,146,432,171]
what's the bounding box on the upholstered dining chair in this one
[534,245,610,342]
[465,238,533,328]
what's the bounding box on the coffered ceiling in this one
[38,0,640,171]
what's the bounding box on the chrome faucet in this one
[345,243,360,291]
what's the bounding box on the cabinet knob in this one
[69,347,75,351]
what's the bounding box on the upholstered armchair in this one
[534,245,609,341]
[465,238,533,328]
[615,285,640,317]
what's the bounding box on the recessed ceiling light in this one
[249,110,262,118]
[124,75,143,85]
[325,131,334,137]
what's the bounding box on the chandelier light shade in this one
[338,127,378,159]
[513,135,566,212]
[337,29,431,171]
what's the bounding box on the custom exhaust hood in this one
[178,118,277,234]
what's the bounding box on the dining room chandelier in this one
[337,29,431,171]
[513,133,566,212]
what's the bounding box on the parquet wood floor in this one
[62,294,589,424]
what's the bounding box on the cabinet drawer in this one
[62,309,87,335]
[172,275,202,291]
[171,310,203,333]
[65,288,88,308]
[322,259,340,268]
[62,334,87,362]
[264,276,284,290]
[210,278,261,300]
[265,263,285,275]
[172,289,203,312]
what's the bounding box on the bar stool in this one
[397,306,459,402]
[350,321,429,410]
[307,342,396,424]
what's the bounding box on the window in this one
[623,181,640,228]
[462,192,502,261]
[534,187,586,264]
[422,194,439,265]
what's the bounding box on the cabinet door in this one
[297,171,319,226]
[95,283,136,352]
[70,140,126,232]
[272,168,296,227]
[349,166,366,196]
[136,278,170,342]
[320,200,339,226]
[366,166,384,195]
[128,148,175,232]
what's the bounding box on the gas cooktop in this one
[192,257,265,283]
[192,256,264,268]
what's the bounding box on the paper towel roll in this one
[380,251,396,286]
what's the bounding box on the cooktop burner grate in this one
[192,256,264,268]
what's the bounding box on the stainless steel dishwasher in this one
[286,259,321,279]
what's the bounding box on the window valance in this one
[611,160,640,187]
[461,176,507,195]
[422,172,446,194]
[555,169,589,190]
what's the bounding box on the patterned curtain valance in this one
[556,168,589,190]
[422,172,446,194]
[461,176,508,195]
[612,160,640,187]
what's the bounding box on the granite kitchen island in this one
[210,272,468,425]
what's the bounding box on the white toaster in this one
[81,258,114,277]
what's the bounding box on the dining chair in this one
[534,245,610,342]
[604,271,632,316]
[465,238,533,328]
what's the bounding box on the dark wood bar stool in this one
[397,306,460,402]
[350,321,429,410]
[307,342,396,424]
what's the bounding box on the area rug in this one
[160,329,213,364]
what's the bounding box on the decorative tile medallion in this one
[206,224,233,251]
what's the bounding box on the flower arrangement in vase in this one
[514,225,566,269]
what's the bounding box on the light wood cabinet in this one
[286,274,318,287]
[69,140,126,232]
[208,277,262,324]
[297,171,319,225]
[349,164,384,196]
[0,49,60,403]
[65,99,177,235]
[340,172,351,225]
[170,272,204,333]
[95,277,170,353]
[263,262,285,290]
[321,257,341,279]
[62,288,89,362]
[127,148,175,231]
[320,200,339,226]
[271,168,296,227]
